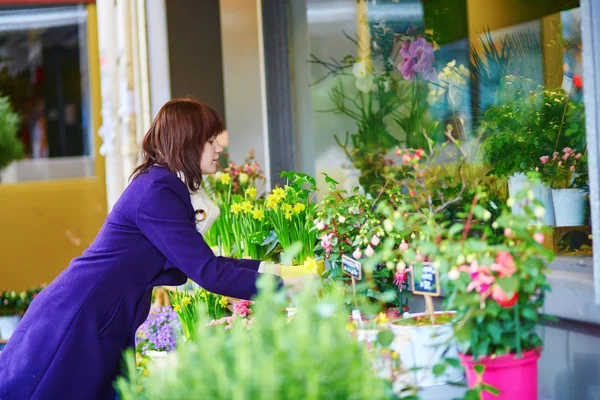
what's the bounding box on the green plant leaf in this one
[376,330,394,347]
[474,364,485,375]
[433,363,446,377]
[482,384,500,395]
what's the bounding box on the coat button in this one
[195,209,207,222]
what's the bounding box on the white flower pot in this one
[552,188,587,226]
[0,315,21,340]
[389,312,462,387]
[508,173,555,226]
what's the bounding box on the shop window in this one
[288,0,592,257]
[0,6,93,183]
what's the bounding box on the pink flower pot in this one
[459,348,541,400]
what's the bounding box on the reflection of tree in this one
[0,66,34,155]
[470,28,543,118]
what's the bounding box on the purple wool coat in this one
[0,166,282,400]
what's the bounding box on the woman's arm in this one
[137,175,283,300]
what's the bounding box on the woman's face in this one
[200,136,224,174]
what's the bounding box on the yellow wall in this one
[0,4,106,291]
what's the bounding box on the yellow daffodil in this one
[219,173,231,185]
[219,296,229,308]
[303,257,318,274]
[200,291,208,300]
[240,201,253,213]
[284,212,293,220]
[293,203,305,214]
[231,203,243,214]
[246,187,257,199]
[273,187,286,199]
[181,296,192,307]
[173,304,182,313]
[283,204,293,213]
[252,207,265,221]
[375,312,389,325]
[346,322,356,332]
[266,194,279,210]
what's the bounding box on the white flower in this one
[507,197,515,208]
[482,210,492,221]
[384,219,394,233]
[239,172,249,184]
[338,215,346,224]
[448,268,460,281]
[352,61,368,79]
[316,221,325,230]
[534,206,546,218]
[356,76,376,93]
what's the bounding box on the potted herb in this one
[538,147,588,227]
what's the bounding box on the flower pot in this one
[389,311,462,387]
[459,348,541,400]
[508,173,555,225]
[552,188,587,226]
[0,315,22,340]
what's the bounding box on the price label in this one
[411,262,440,296]
[342,255,362,280]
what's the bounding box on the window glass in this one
[0,6,93,183]
[289,0,592,256]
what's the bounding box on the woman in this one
[0,98,290,400]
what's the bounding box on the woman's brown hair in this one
[130,98,224,191]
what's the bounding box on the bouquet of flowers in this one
[538,147,587,189]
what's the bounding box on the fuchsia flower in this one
[393,266,412,289]
[320,233,333,254]
[399,241,409,251]
[371,235,380,246]
[491,251,516,278]
[365,245,375,257]
[353,248,362,259]
[570,166,576,172]
[459,261,495,297]
[533,232,545,244]
[402,153,412,164]
[540,156,549,164]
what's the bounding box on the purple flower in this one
[398,58,416,81]
[397,37,437,82]
[399,40,411,59]
[135,306,181,355]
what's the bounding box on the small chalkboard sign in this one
[411,262,440,296]
[342,255,362,280]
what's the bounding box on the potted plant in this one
[0,94,23,181]
[0,284,44,340]
[480,76,587,226]
[135,306,181,357]
[538,147,588,227]
[439,188,554,399]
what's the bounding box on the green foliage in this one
[0,284,46,316]
[116,277,389,400]
[0,95,23,171]
[480,76,586,178]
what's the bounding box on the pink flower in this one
[399,40,411,59]
[371,235,380,246]
[553,152,559,160]
[395,148,402,156]
[575,153,582,159]
[570,165,576,172]
[398,58,416,81]
[320,233,333,253]
[504,228,513,238]
[365,245,374,257]
[233,300,253,317]
[399,241,409,251]
[402,153,412,164]
[491,251,516,278]
[409,38,437,81]
[353,248,362,259]
[562,153,570,161]
[393,266,412,289]
[316,221,325,230]
[533,232,545,244]
[563,147,573,154]
[540,156,549,164]
[466,271,495,295]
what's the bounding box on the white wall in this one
[145,0,171,119]
[219,0,270,184]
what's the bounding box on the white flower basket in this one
[552,188,587,226]
[508,173,555,226]
[389,312,463,387]
[0,315,22,340]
